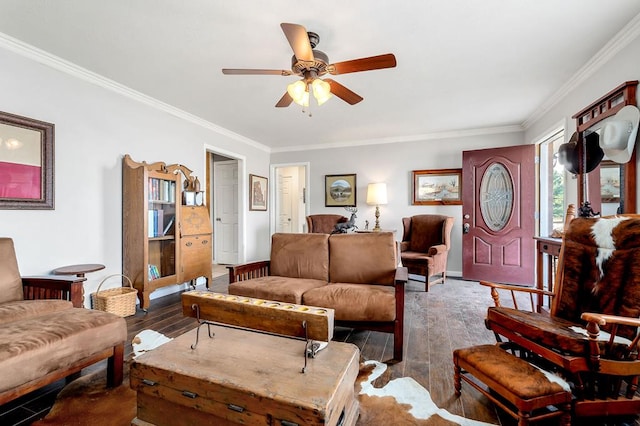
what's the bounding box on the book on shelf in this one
[148,210,155,238]
[156,210,164,237]
[169,181,176,203]
[148,209,166,237]
[148,178,176,203]
[148,264,160,281]
[163,214,175,236]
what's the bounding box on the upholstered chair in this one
[306,214,348,233]
[400,214,454,291]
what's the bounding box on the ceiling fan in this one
[222,23,397,108]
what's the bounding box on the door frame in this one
[204,144,246,264]
[270,162,310,235]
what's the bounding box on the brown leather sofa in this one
[400,214,454,291]
[0,238,127,405]
[228,232,407,361]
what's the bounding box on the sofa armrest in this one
[228,261,271,284]
[394,267,407,311]
[395,266,408,285]
[427,244,447,255]
[399,241,410,252]
[22,275,86,308]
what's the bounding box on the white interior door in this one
[214,160,238,264]
[273,164,308,234]
[277,173,294,232]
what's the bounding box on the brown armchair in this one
[481,214,640,421]
[306,214,347,234]
[400,214,454,291]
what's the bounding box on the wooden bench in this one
[453,344,572,426]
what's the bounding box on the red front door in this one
[462,145,535,285]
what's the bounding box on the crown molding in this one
[272,124,524,153]
[0,31,271,153]
[523,13,640,129]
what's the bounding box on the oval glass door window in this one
[480,163,513,231]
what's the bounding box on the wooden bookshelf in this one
[122,155,212,311]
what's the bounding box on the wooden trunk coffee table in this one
[130,326,360,426]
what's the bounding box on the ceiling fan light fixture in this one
[312,79,332,106]
[287,80,309,106]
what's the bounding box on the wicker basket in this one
[91,274,137,317]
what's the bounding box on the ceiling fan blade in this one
[275,92,293,108]
[324,79,363,105]
[222,69,292,76]
[280,23,314,62]
[329,53,397,75]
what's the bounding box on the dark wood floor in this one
[1,275,638,425]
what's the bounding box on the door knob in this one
[463,223,470,234]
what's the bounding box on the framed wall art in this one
[412,168,462,205]
[249,174,268,211]
[325,174,356,207]
[0,111,54,209]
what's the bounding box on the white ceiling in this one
[1,1,640,151]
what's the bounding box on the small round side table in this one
[52,263,106,278]
[52,264,106,305]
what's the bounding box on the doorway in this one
[271,163,309,233]
[208,152,241,267]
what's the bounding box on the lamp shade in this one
[287,80,309,106]
[366,183,388,205]
[312,79,332,105]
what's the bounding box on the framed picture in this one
[600,160,621,203]
[325,174,357,207]
[249,174,268,211]
[412,168,462,205]
[0,111,54,209]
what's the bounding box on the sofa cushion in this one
[329,232,396,285]
[303,283,396,322]
[0,308,126,393]
[270,233,330,281]
[0,238,23,304]
[0,299,73,325]
[228,276,327,304]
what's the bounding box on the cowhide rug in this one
[34,331,495,426]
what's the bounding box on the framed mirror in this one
[0,111,54,209]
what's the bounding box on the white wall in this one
[271,130,525,276]
[0,46,271,306]
[525,35,640,212]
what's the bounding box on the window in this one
[539,130,566,236]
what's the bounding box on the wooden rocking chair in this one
[481,211,640,421]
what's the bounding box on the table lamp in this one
[366,183,388,232]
